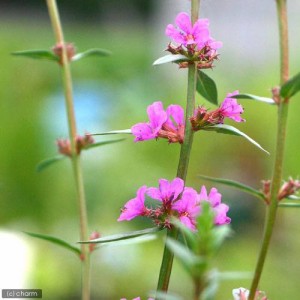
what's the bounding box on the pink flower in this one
[118,186,148,221]
[219,91,244,123]
[198,186,231,225]
[147,178,184,205]
[172,187,201,230]
[190,91,245,131]
[131,101,167,142]
[166,12,222,51]
[131,101,185,144]
[118,178,230,230]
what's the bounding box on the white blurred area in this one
[0,230,34,289]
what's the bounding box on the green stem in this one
[249,0,289,298]
[46,1,90,299]
[156,60,197,295]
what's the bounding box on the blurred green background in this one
[0,0,299,299]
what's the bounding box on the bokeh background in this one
[1,0,300,299]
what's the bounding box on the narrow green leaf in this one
[92,129,132,136]
[36,155,66,172]
[203,124,269,154]
[12,50,59,62]
[153,54,187,66]
[196,70,218,105]
[150,291,183,300]
[279,203,300,208]
[232,93,275,104]
[100,234,157,247]
[84,138,126,150]
[280,72,300,98]
[24,232,81,256]
[286,195,300,200]
[171,218,197,250]
[72,48,111,62]
[198,174,265,200]
[166,238,203,272]
[218,271,252,280]
[79,227,162,244]
[212,225,232,251]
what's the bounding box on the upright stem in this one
[249,0,289,298]
[46,1,90,299]
[156,21,198,299]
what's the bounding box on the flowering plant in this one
[11,0,300,299]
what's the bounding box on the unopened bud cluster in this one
[52,42,75,64]
[262,177,300,204]
[57,133,94,157]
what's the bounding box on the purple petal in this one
[173,187,198,212]
[175,12,192,34]
[147,187,162,202]
[147,177,184,203]
[198,185,208,201]
[165,24,186,45]
[213,203,231,225]
[147,101,168,133]
[208,187,222,207]
[118,186,147,221]
[219,91,244,122]
[179,215,196,231]
[131,123,156,142]
[165,104,185,129]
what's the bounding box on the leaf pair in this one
[37,138,125,172]
[12,48,111,63]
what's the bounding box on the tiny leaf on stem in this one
[72,48,112,62]
[79,227,162,244]
[198,174,265,200]
[166,238,204,276]
[92,129,132,136]
[203,124,269,154]
[280,72,300,99]
[153,54,187,66]
[196,70,218,105]
[24,232,81,256]
[36,155,66,172]
[84,138,126,150]
[12,50,59,62]
[232,93,275,105]
[279,203,300,208]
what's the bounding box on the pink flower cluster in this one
[131,101,184,144]
[165,12,222,69]
[131,92,244,143]
[190,91,244,131]
[118,178,230,231]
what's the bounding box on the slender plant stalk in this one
[46,1,90,299]
[248,0,289,298]
[156,1,200,295]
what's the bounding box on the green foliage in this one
[196,70,218,105]
[153,54,187,66]
[85,138,126,149]
[203,124,269,154]
[12,50,59,62]
[92,129,132,136]
[36,155,66,172]
[150,291,183,300]
[279,203,300,208]
[72,48,112,62]
[79,227,163,244]
[167,203,232,299]
[198,174,265,201]
[24,232,81,256]
[280,72,300,99]
[233,93,275,104]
